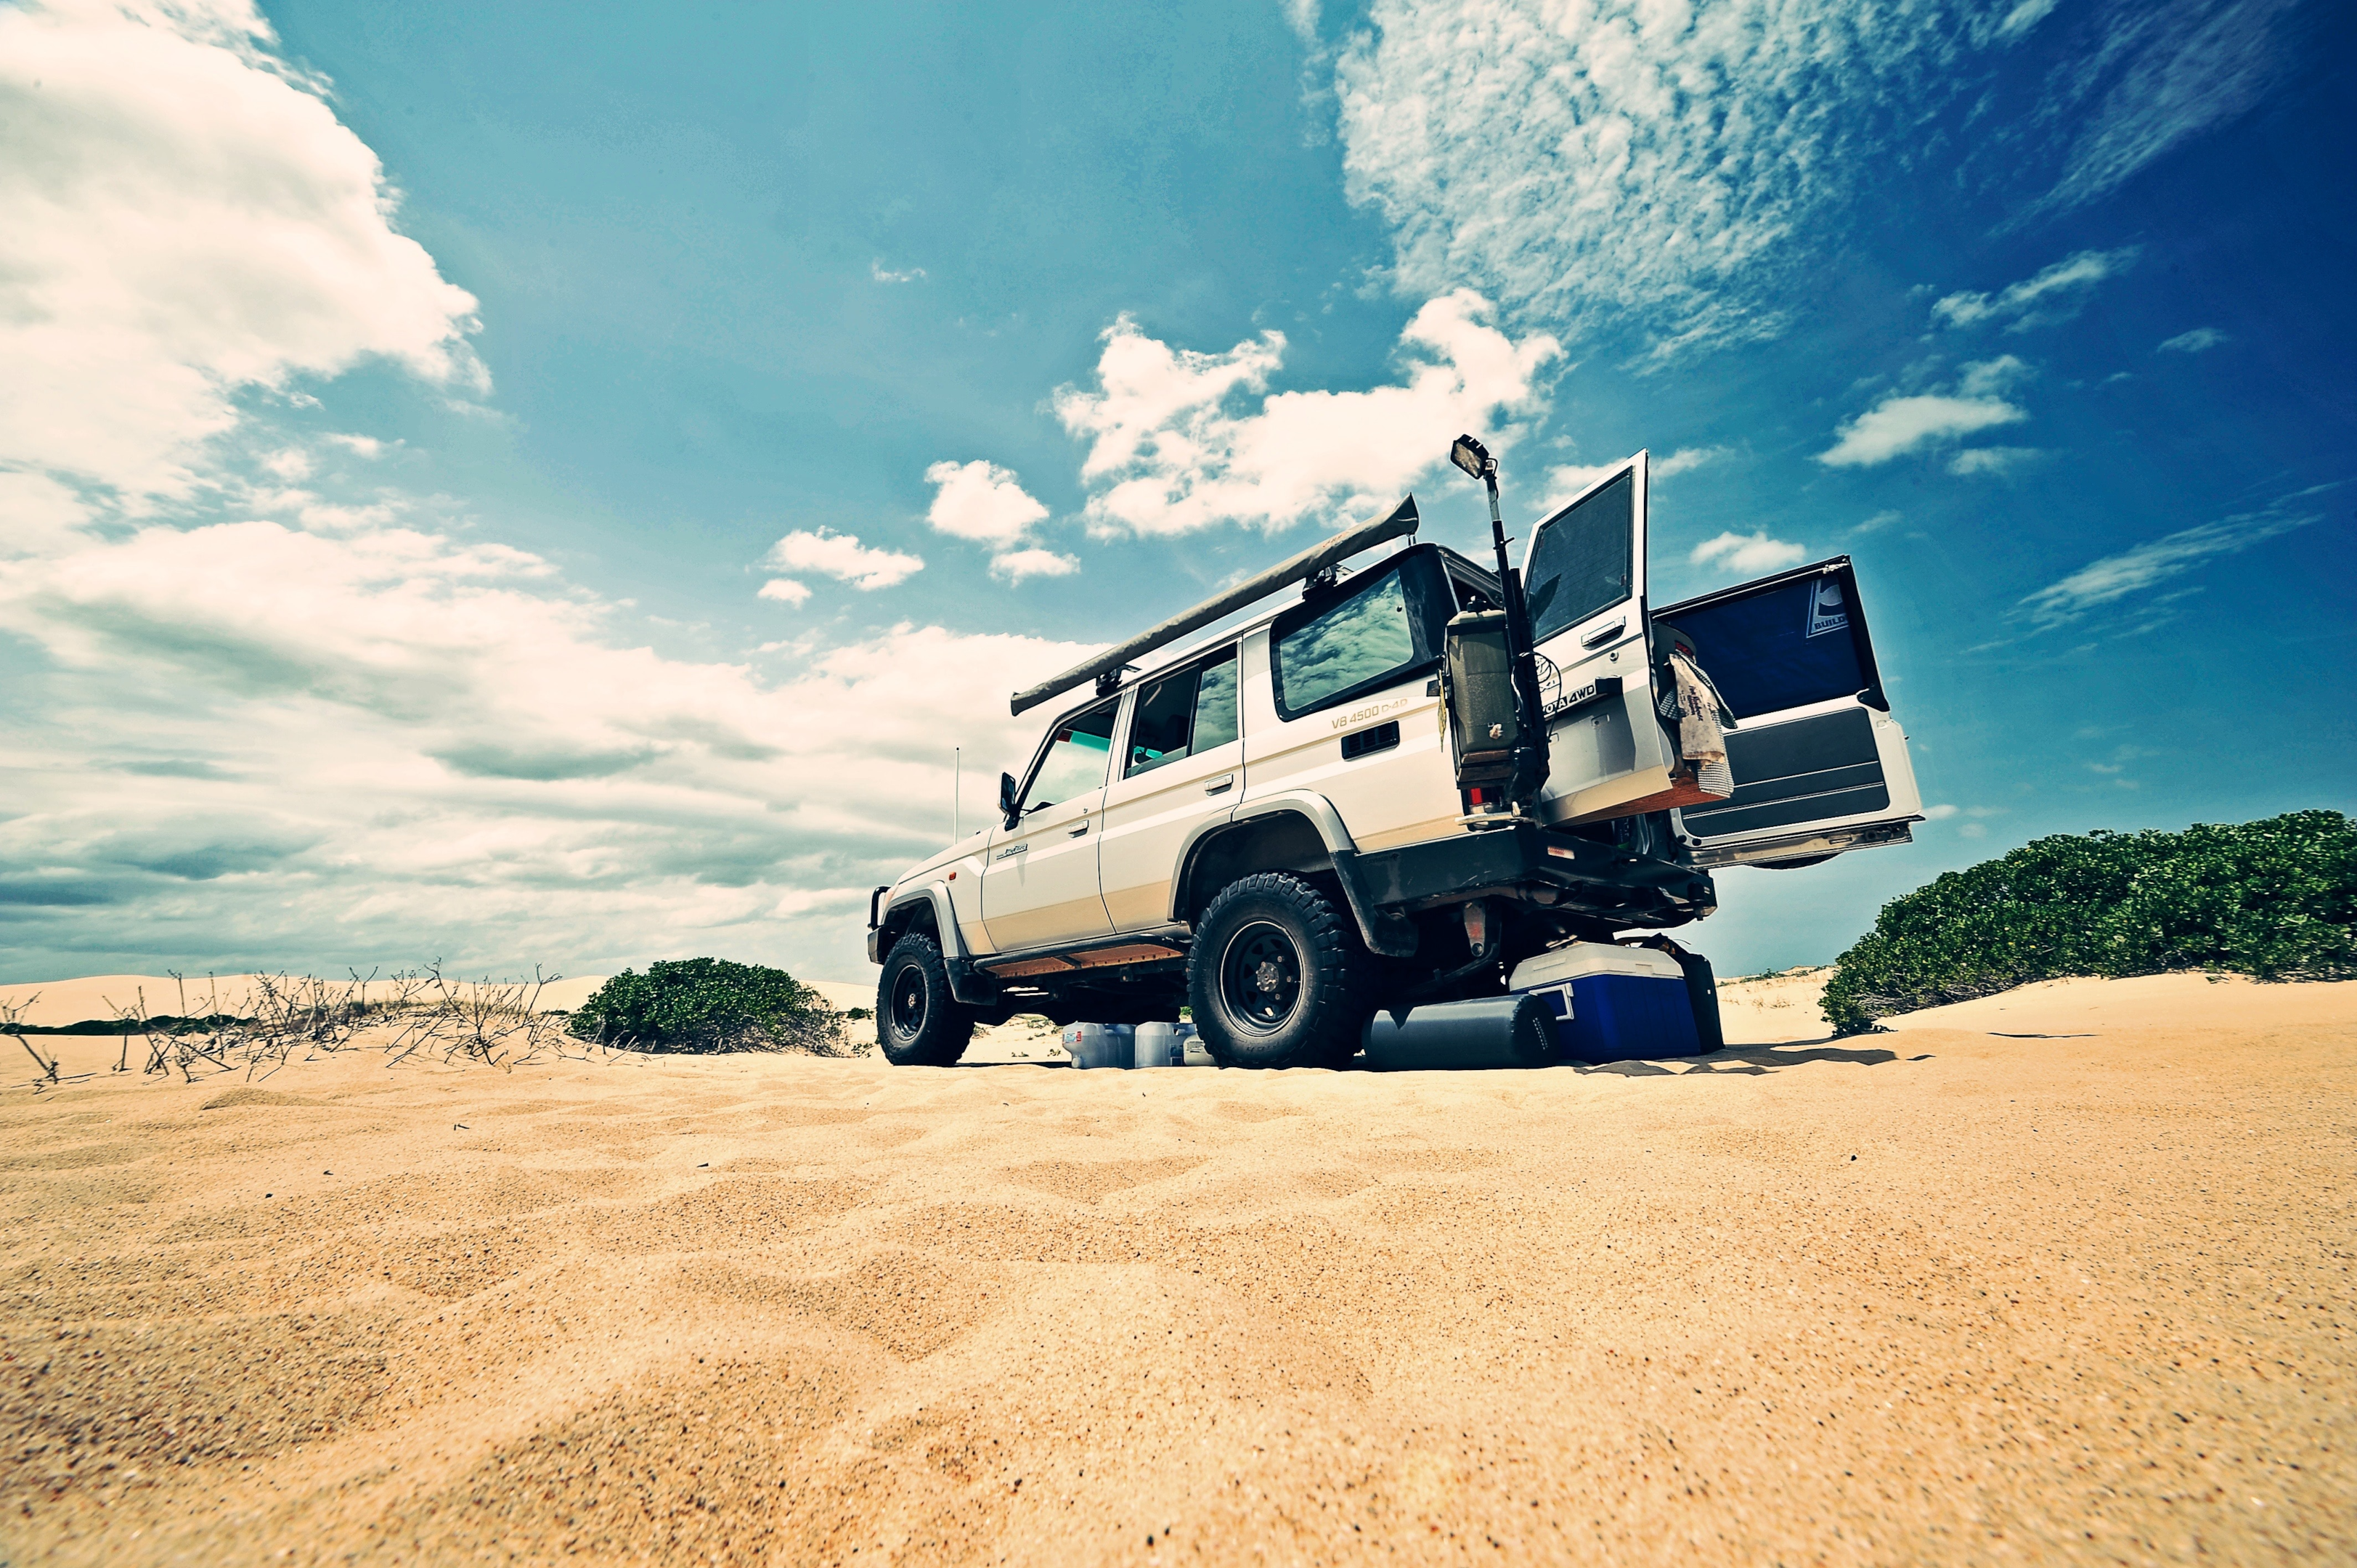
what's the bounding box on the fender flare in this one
[1232,791,1358,853]
[1171,793,1419,959]
[874,883,966,963]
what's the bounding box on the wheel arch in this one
[1169,794,1353,927]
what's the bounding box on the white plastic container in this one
[1179,1024,1214,1066]
[1133,1021,1187,1068]
[1060,1022,1136,1069]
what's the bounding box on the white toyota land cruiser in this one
[866,444,1921,1069]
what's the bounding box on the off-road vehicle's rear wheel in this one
[877,932,974,1066]
[1187,872,1373,1069]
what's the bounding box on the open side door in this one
[1652,557,1922,867]
[1521,452,1686,825]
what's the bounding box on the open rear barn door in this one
[1653,558,1923,868]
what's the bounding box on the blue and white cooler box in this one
[1507,944,1702,1064]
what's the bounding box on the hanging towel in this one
[1658,650,1735,797]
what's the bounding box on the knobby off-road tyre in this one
[877,932,974,1066]
[1187,872,1375,1069]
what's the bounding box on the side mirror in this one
[998,771,1019,826]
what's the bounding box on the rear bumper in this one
[1346,820,1716,927]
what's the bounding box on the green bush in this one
[1820,809,2357,1035]
[566,958,859,1055]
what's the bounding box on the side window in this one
[1450,572,1500,613]
[1126,669,1197,775]
[1024,701,1118,810]
[1523,470,1633,645]
[1191,647,1239,753]
[1273,568,1417,717]
[1124,646,1239,777]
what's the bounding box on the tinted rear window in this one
[1273,568,1417,717]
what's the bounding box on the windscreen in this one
[1524,471,1633,645]
[1026,701,1118,809]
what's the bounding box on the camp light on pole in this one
[1449,433,1494,481]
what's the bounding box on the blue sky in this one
[1,0,2349,986]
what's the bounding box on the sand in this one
[3,973,2351,1564]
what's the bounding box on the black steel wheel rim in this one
[1220,920,1302,1033]
[889,963,928,1042]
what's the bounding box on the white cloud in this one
[771,886,874,920]
[764,528,924,590]
[1690,531,1807,575]
[920,459,1074,579]
[0,513,1092,976]
[1851,510,1901,536]
[1324,1,2292,356]
[0,467,91,560]
[1535,463,1621,511]
[2157,327,2228,354]
[871,261,927,284]
[1930,248,2139,331]
[2036,0,2304,216]
[1955,356,2031,397]
[1054,290,1557,536]
[1947,446,2043,475]
[990,547,1080,583]
[2020,492,2324,629]
[1331,1,2032,359]
[1819,396,2026,467]
[0,0,482,497]
[924,460,1051,547]
[1534,447,1717,513]
[1652,446,1729,478]
[1817,358,2032,467]
[1994,0,2060,41]
[1923,803,1961,820]
[757,578,813,606]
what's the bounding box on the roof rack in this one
[1009,494,1420,717]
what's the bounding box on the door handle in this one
[1204,773,1235,795]
[1067,822,1089,837]
[996,844,1027,859]
[1581,618,1626,649]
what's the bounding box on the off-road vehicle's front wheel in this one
[1188,872,1373,1069]
[877,932,974,1066]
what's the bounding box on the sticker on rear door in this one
[1807,578,1849,637]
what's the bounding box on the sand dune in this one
[1713,965,1837,1044]
[2,974,2350,1563]
[0,974,876,1031]
[0,973,609,1029]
